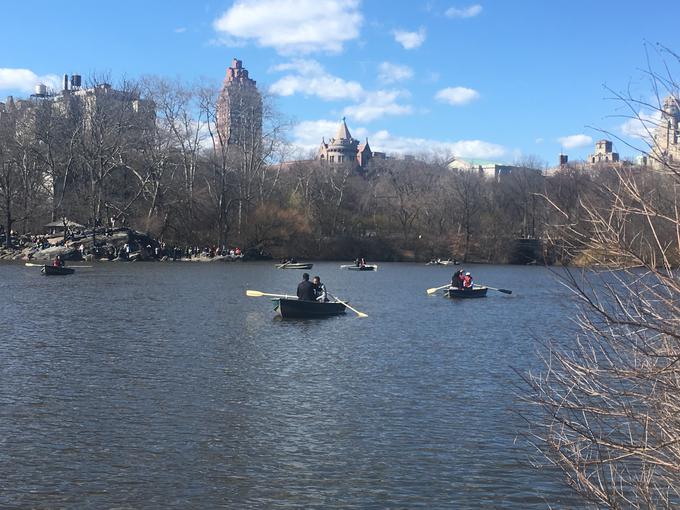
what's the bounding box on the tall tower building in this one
[216,58,262,151]
[651,94,680,168]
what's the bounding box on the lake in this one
[0,261,583,508]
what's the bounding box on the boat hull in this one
[343,265,378,271]
[275,298,346,318]
[41,265,75,275]
[276,263,313,269]
[446,287,487,298]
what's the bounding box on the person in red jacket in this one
[463,271,473,289]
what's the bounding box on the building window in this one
[329,156,334,163]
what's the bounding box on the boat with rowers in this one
[426,258,458,266]
[41,265,75,275]
[445,286,487,298]
[276,262,313,269]
[341,264,378,271]
[274,298,346,318]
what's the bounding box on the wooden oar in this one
[478,284,512,295]
[246,290,295,299]
[69,265,92,268]
[25,262,43,267]
[328,293,368,318]
[426,284,450,295]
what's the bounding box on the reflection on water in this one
[0,261,581,508]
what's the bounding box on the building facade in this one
[588,139,619,164]
[317,118,374,169]
[216,59,262,151]
[651,94,680,168]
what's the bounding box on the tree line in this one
[0,75,674,265]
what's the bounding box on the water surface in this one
[0,261,582,508]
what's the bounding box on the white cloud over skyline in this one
[445,4,483,19]
[269,59,364,100]
[342,90,413,122]
[0,68,60,93]
[620,111,661,142]
[435,86,480,105]
[393,27,426,49]
[557,134,593,149]
[377,62,414,84]
[270,60,412,122]
[213,0,362,55]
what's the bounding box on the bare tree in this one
[522,45,680,509]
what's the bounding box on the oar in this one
[328,293,368,318]
[246,290,295,299]
[69,265,92,268]
[426,284,450,295]
[25,262,43,267]
[478,284,512,295]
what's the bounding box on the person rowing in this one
[452,269,464,289]
[297,272,316,301]
[312,275,329,302]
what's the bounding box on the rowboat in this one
[41,265,75,275]
[341,264,378,271]
[426,259,458,266]
[274,298,346,318]
[276,262,313,269]
[445,286,487,298]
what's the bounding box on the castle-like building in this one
[216,59,262,151]
[651,94,680,169]
[317,118,378,169]
[588,139,619,164]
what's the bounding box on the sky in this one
[1,0,679,166]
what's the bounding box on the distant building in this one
[216,58,262,151]
[447,157,541,180]
[650,94,680,169]
[317,118,376,169]
[588,139,619,164]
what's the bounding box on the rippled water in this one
[0,261,583,508]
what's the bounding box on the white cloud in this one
[269,59,364,100]
[290,119,508,159]
[435,86,480,105]
[620,111,661,142]
[377,62,413,84]
[445,4,483,18]
[213,0,362,55]
[0,68,60,93]
[393,27,426,49]
[342,90,413,122]
[557,134,593,149]
[174,27,187,33]
[270,60,412,122]
[535,137,544,144]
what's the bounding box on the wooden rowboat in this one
[445,286,487,298]
[274,298,346,318]
[41,265,75,275]
[276,262,313,269]
[341,264,378,271]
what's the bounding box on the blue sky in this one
[1,0,679,165]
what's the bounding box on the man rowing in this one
[297,272,316,301]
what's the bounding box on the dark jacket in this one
[297,280,316,301]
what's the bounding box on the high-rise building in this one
[216,59,262,151]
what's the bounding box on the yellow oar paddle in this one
[328,293,368,318]
[426,284,450,295]
[246,290,295,299]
